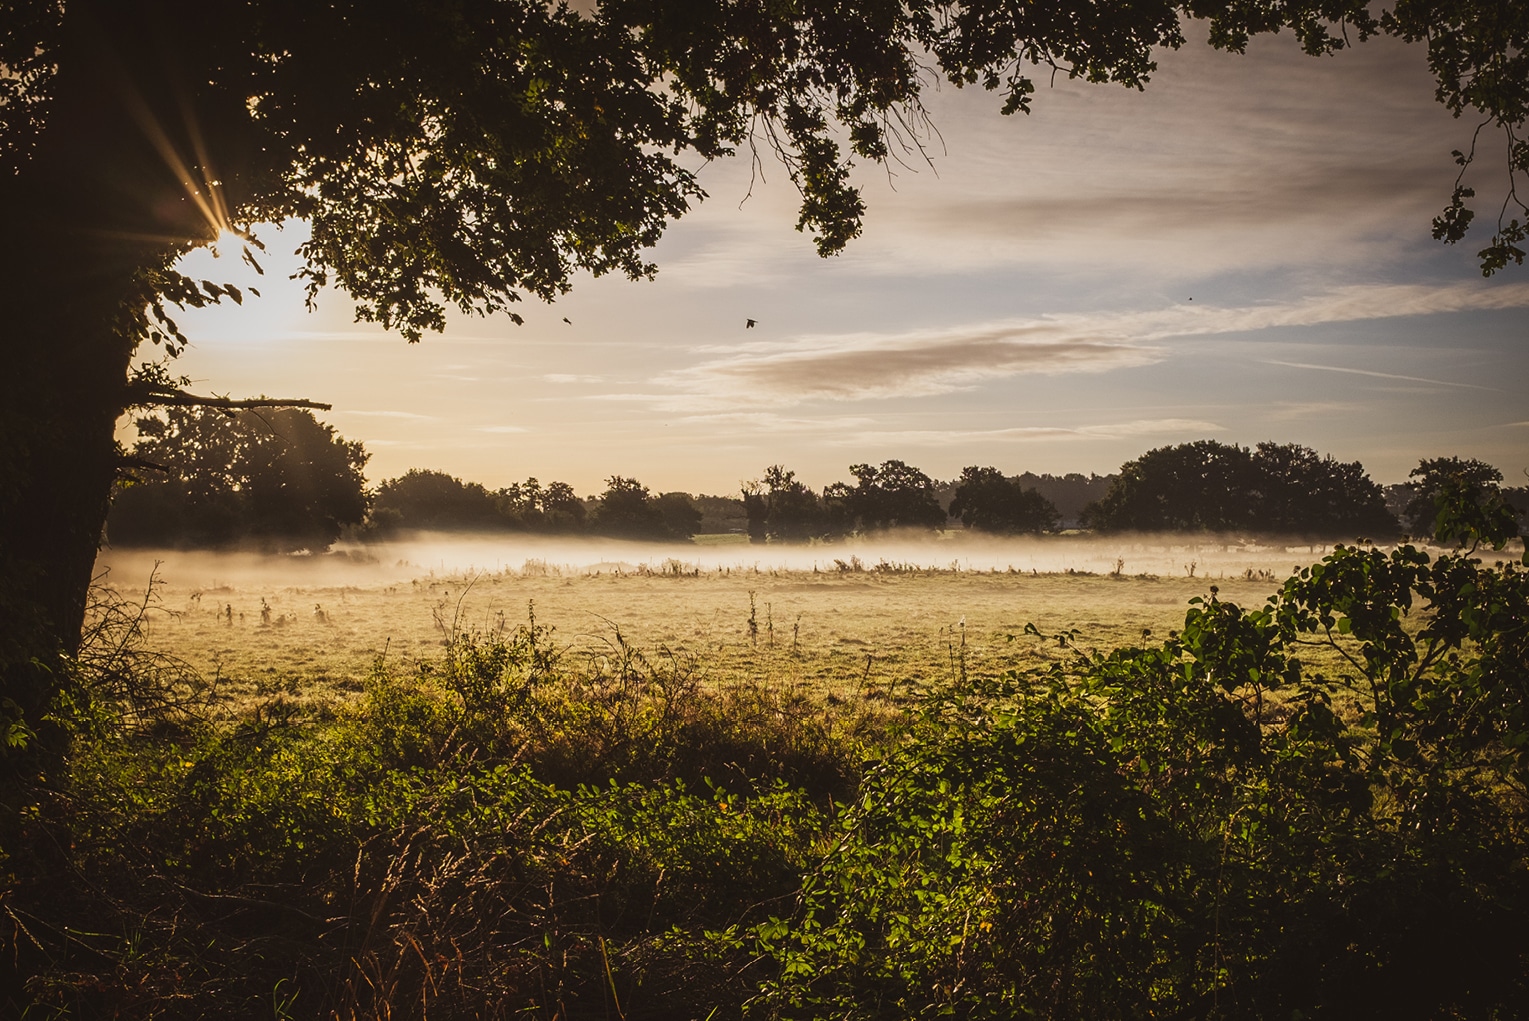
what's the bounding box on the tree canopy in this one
[108,407,368,550]
[949,466,1062,534]
[825,460,949,533]
[1085,440,1397,536]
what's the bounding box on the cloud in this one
[666,324,1163,403]
[658,281,1529,406]
[834,418,1224,447]
[543,373,604,384]
[337,409,436,420]
[1263,360,1499,391]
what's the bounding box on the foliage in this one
[4,612,883,1018]
[744,466,829,544]
[108,407,368,550]
[8,498,1529,1017]
[949,465,1061,534]
[504,477,589,532]
[369,468,506,532]
[825,461,949,533]
[1085,440,1397,536]
[750,512,1529,1020]
[1404,456,1524,544]
[655,491,706,539]
[592,476,675,540]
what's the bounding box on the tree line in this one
[107,407,1527,550]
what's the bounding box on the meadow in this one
[13,527,1520,1019]
[94,532,1350,706]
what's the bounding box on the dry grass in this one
[105,565,1296,708]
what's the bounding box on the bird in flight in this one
[745,318,757,329]
[562,317,572,324]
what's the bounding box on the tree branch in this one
[126,383,332,412]
[117,455,169,474]
[153,392,332,412]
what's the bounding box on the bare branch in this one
[130,387,332,412]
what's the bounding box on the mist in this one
[93,530,1503,593]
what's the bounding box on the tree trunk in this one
[0,4,197,758]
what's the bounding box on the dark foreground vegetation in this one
[6,474,1528,1018]
[109,408,1528,551]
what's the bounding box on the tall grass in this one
[4,597,890,1019]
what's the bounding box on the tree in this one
[2,1,1526,754]
[108,407,368,549]
[949,466,1061,534]
[1086,440,1399,535]
[743,465,827,543]
[371,469,504,532]
[1404,457,1523,544]
[1084,440,1259,531]
[825,460,948,532]
[654,491,704,539]
[1248,441,1397,537]
[497,477,589,532]
[591,476,670,540]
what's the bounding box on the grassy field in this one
[16,532,1520,1019]
[95,556,1295,706]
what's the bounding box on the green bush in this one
[750,528,1529,1019]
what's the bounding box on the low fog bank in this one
[95,530,1523,594]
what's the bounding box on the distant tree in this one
[371,469,503,531]
[949,466,1061,534]
[690,494,750,535]
[744,465,827,543]
[540,481,588,532]
[825,460,947,533]
[1249,442,1397,537]
[1087,440,1404,536]
[592,476,669,540]
[1084,441,1258,532]
[654,492,704,540]
[498,477,587,532]
[108,407,367,550]
[1405,458,1522,544]
[1012,472,1117,527]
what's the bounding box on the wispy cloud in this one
[1263,360,1499,391]
[834,418,1223,446]
[658,281,1529,406]
[543,373,604,384]
[665,325,1162,404]
[337,409,436,420]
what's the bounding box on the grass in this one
[121,566,1288,711]
[13,537,1521,1018]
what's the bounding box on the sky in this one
[150,27,1529,498]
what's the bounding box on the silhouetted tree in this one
[949,466,1061,534]
[744,465,827,543]
[1405,457,1523,543]
[498,477,587,532]
[592,476,669,540]
[825,460,947,532]
[540,481,588,532]
[1011,471,1116,527]
[371,470,503,531]
[1087,440,1402,536]
[1249,442,1397,537]
[108,407,367,550]
[654,492,704,540]
[1084,441,1259,531]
